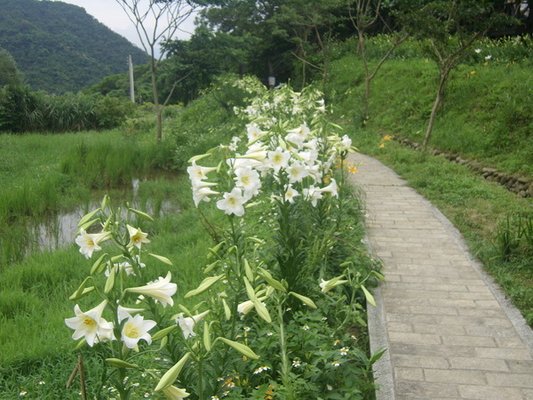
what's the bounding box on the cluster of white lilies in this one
[188,83,354,217]
[64,78,355,400]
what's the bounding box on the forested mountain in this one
[0,0,148,93]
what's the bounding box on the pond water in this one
[21,178,180,257]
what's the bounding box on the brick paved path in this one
[347,152,533,400]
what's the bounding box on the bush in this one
[0,85,134,133]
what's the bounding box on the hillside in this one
[0,0,148,93]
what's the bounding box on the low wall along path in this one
[347,152,533,400]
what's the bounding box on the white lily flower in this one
[64,300,115,347]
[286,161,309,183]
[317,99,326,113]
[285,123,310,148]
[176,310,209,339]
[127,272,177,307]
[340,135,352,151]
[298,149,319,166]
[227,157,264,171]
[216,188,247,217]
[192,186,219,207]
[284,186,300,204]
[187,163,217,184]
[117,305,145,322]
[237,300,255,315]
[234,167,261,198]
[268,147,290,172]
[75,229,109,259]
[162,385,190,399]
[320,276,348,293]
[127,225,150,249]
[105,256,146,277]
[319,179,339,198]
[121,313,156,349]
[246,123,265,143]
[303,186,323,207]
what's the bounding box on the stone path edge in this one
[353,183,395,400]
[353,160,533,400]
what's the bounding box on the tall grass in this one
[0,127,174,268]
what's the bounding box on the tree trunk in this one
[422,67,449,150]
[357,30,370,126]
[150,54,162,142]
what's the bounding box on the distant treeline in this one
[87,0,532,106]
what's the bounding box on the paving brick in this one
[449,357,509,372]
[392,354,449,369]
[486,373,533,388]
[387,321,413,333]
[395,367,424,381]
[495,336,529,348]
[458,384,524,400]
[388,331,441,345]
[506,360,533,374]
[390,343,477,358]
[441,335,496,347]
[476,348,532,360]
[424,369,486,385]
[411,323,465,336]
[396,381,459,398]
[410,305,458,316]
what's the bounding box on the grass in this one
[328,53,532,176]
[0,125,175,268]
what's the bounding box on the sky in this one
[56,0,198,55]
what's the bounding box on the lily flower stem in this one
[277,302,294,400]
[197,356,204,399]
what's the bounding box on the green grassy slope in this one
[329,52,532,177]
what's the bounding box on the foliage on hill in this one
[0,48,22,87]
[0,0,148,93]
[328,35,533,176]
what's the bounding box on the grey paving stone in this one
[348,153,533,400]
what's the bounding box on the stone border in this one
[395,137,533,198]
[355,185,396,400]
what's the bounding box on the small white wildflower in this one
[266,331,273,337]
[474,48,481,54]
[485,55,492,61]
[327,385,333,391]
[332,361,341,367]
[302,325,310,331]
[340,347,349,356]
[19,391,27,397]
[292,359,302,368]
[38,381,45,385]
[253,366,271,374]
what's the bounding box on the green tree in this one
[347,0,408,125]
[114,0,197,142]
[400,0,516,149]
[0,48,22,87]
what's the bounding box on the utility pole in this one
[128,55,135,103]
